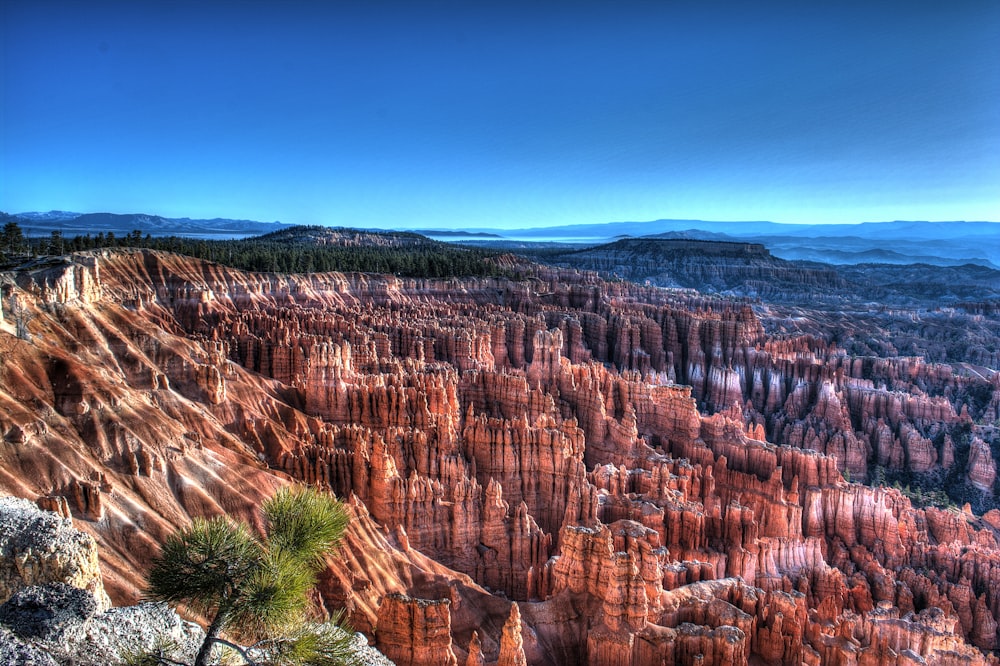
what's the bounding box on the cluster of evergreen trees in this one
[1,220,514,279]
[2,220,30,256]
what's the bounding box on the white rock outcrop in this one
[0,496,110,610]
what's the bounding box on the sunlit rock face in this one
[1,248,999,665]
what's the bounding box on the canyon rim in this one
[0,243,998,664]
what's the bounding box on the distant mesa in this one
[605,237,771,257]
[532,233,1000,306]
[416,229,504,239]
[255,225,432,246]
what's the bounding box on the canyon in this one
[2,247,1000,664]
[538,238,1000,370]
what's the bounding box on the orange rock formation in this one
[1,249,998,665]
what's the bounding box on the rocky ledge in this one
[0,497,393,666]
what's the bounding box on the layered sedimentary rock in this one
[2,249,1000,664]
[967,437,997,491]
[540,238,847,301]
[498,604,527,666]
[376,594,458,666]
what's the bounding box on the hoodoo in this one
[1,248,999,664]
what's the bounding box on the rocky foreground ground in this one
[1,249,999,664]
[0,496,394,665]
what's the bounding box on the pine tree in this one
[48,230,65,255]
[145,486,357,666]
[2,221,27,255]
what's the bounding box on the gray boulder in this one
[0,582,98,642]
[0,583,203,665]
[0,625,59,666]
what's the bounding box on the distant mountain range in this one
[6,211,999,269]
[6,211,292,239]
[449,219,1000,269]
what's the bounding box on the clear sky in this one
[2,0,998,229]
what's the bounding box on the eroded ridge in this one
[1,249,999,665]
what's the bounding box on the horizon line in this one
[7,209,1000,230]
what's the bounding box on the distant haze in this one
[426,219,1000,269]
[9,210,1000,270]
[2,1,999,228]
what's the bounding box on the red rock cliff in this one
[1,249,999,665]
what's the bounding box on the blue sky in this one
[2,1,998,229]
